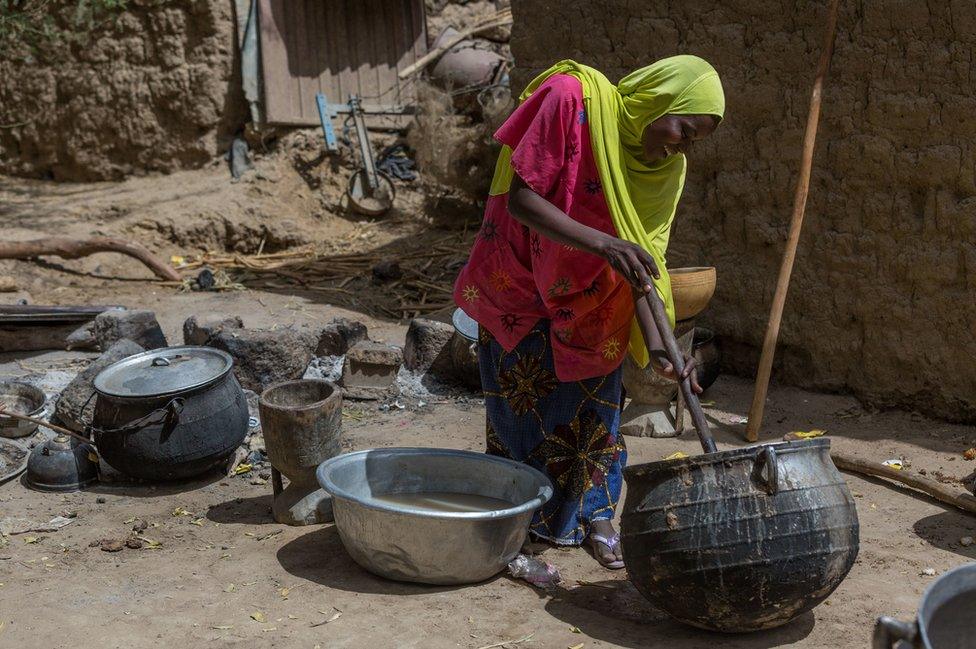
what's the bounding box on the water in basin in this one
[371,491,514,513]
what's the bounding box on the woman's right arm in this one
[507,173,660,293]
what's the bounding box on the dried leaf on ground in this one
[172,507,192,517]
[250,611,267,623]
[310,608,342,627]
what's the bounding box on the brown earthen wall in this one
[511,0,976,421]
[0,0,245,181]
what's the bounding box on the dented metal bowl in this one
[317,448,552,585]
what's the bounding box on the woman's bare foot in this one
[588,519,624,569]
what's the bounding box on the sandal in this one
[589,533,625,570]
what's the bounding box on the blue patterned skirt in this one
[478,320,627,545]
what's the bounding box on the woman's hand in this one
[598,236,660,293]
[650,350,703,394]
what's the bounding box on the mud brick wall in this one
[0,1,245,181]
[510,1,976,421]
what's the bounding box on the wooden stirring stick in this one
[639,291,718,454]
[0,404,94,446]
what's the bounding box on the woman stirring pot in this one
[453,56,725,569]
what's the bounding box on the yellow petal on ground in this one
[663,451,689,461]
[172,507,192,517]
[570,626,581,633]
[211,625,233,630]
[170,255,185,265]
[190,518,205,526]
[279,587,290,599]
[250,612,267,623]
[224,584,236,593]
[569,644,584,649]
[24,536,38,544]
[234,463,253,475]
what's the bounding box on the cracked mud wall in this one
[0,0,245,181]
[510,1,976,421]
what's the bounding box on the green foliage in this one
[0,0,130,56]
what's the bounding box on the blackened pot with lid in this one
[92,346,248,481]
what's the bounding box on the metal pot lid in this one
[452,307,478,342]
[94,346,234,398]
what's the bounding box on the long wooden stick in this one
[745,0,841,442]
[0,236,181,282]
[640,292,718,454]
[0,405,94,446]
[832,452,976,515]
[398,9,512,80]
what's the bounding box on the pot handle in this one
[872,616,919,649]
[758,445,779,495]
[90,397,185,438]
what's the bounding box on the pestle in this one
[640,290,718,454]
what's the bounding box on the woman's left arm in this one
[633,289,702,392]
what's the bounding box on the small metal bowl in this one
[0,381,46,439]
[318,447,552,585]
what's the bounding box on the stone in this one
[55,338,145,432]
[371,259,403,283]
[64,321,98,351]
[341,341,403,400]
[98,538,124,553]
[315,317,368,356]
[93,309,167,350]
[183,314,244,346]
[403,318,455,373]
[208,327,316,392]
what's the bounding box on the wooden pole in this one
[745,0,842,442]
[832,452,976,515]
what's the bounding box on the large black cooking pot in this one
[92,346,248,481]
[874,562,976,649]
[621,438,859,632]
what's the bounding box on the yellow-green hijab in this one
[488,55,725,367]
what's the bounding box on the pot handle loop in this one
[90,397,185,441]
[872,616,918,649]
[758,445,779,495]
[151,357,171,367]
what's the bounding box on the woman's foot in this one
[588,520,624,570]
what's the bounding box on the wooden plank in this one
[259,0,427,125]
[257,0,292,124]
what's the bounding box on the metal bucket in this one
[317,447,553,585]
[874,563,976,648]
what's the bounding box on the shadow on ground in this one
[544,579,816,648]
[276,525,478,596]
[913,511,976,561]
[206,494,274,524]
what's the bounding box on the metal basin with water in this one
[317,447,553,585]
[874,562,976,648]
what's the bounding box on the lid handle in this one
[151,357,170,367]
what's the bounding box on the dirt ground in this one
[1,151,975,649]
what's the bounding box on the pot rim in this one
[317,447,554,520]
[0,381,46,417]
[259,379,340,413]
[623,438,831,479]
[93,346,234,399]
[917,562,976,643]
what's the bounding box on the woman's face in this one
[641,114,719,162]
